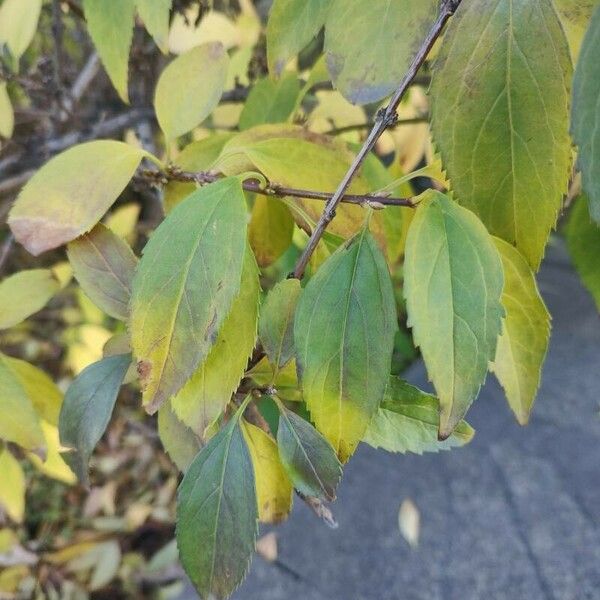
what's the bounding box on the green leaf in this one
[0,82,14,139]
[67,224,137,321]
[171,248,259,436]
[177,401,257,600]
[248,196,294,267]
[0,269,59,329]
[239,74,301,130]
[155,42,229,140]
[491,238,550,425]
[0,446,25,523]
[130,178,247,414]
[259,278,301,370]
[8,141,148,255]
[266,0,333,76]
[572,5,600,223]
[294,228,398,461]
[59,354,131,484]
[554,0,600,59]
[164,133,234,212]
[82,0,135,103]
[0,0,42,66]
[158,402,202,473]
[430,0,572,269]
[0,354,45,453]
[404,191,504,438]
[136,0,172,53]
[242,420,293,524]
[324,0,438,104]
[566,195,600,311]
[363,377,474,454]
[276,401,341,501]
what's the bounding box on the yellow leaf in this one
[249,196,294,267]
[168,9,240,54]
[0,82,14,139]
[241,421,293,524]
[0,0,42,66]
[27,422,76,485]
[0,446,26,522]
[8,141,149,255]
[0,269,59,329]
[105,203,141,243]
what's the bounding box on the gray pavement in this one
[182,242,600,600]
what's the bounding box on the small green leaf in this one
[136,0,172,53]
[0,0,42,66]
[324,0,438,104]
[82,0,135,103]
[404,192,504,438]
[177,402,257,600]
[8,141,148,255]
[0,82,14,139]
[491,239,550,425]
[0,445,26,523]
[249,196,294,267]
[67,224,137,321]
[155,42,229,140]
[239,74,301,130]
[363,377,475,454]
[164,134,234,212]
[276,401,341,501]
[266,0,333,76]
[430,0,572,268]
[59,354,131,484]
[295,228,398,461]
[566,196,600,312]
[0,354,45,453]
[242,420,293,524]
[158,402,202,473]
[130,178,247,414]
[572,5,600,223]
[171,248,260,436]
[259,279,301,370]
[0,269,59,329]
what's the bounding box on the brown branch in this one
[144,167,417,208]
[325,115,429,137]
[292,0,463,279]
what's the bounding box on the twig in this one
[325,115,429,137]
[292,0,462,279]
[60,53,101,121]
[0,233,15,274]
[144,167,417,208]
[296,491,338,529]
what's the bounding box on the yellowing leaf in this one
[130,178,247,413]
[155,42,229,140]
[266,0,333,76]
[554,0,600,60]
[136,0,172,53]
[259,278,301,370]
[572,6,600,223]
[82,0,135,102]
[67,224,137,321]
[324,0,438,104]
[0,446,25,523]
[430,0,572,269]
[249,196,294,267]
[0,269,59,329]
[105,203,141,242]
[0,83,14,139]
[0,0,42,66]
[491,239,550,425]
[0,354,45,453]
[404,192,504,438]
[164,133,234,212]
[295,228,398,462]
[566,196,600,312]
[27,422,76,485]
[364,377,474,454]
[171,248,259,436]
[8,141,148,255]
[158,402,202,472]
[242,421,293,524]
[168,9,239,54]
